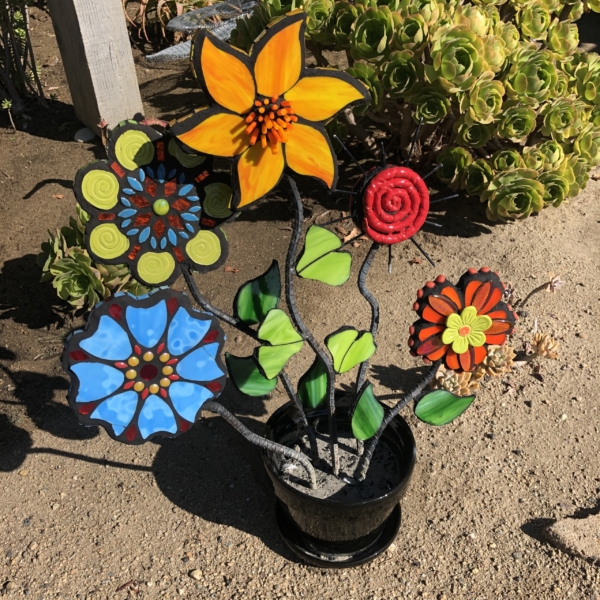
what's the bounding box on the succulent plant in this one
[331,1,360,49]
[454,116,494,148]
[496,101,537,144]
[461,158,495,196]
[505,46,558,106]
[481,344,516,377]
[558,152,590,196]
[350,7,399,62]
[346,61,384,112]
[399,0,441,26]
[494,21,520,53]
[515,1,551,41]
[436,146,474,189]
[547,19,579,56]
[408,83,451,124]
[482,35,508,74]
[538,139,565,171]
[522,146,546,171]
[380,50,422,98]
[453,4,491,37]
[538,171,570,207]
[431,364,483,397]
[305,0,335,43]
[491,148,525,171]
[257,0,304,22]
[575,53,600,105]
[532,333,559,359]
[393,14,429,54]
[230,12,267,52]
[481,168,545,220]
[540,96,587,142]
[573,123,600,166]
[461,71,504,125]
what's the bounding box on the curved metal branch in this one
[354,359,441,481]
[203,401,317,489]
[356,242,381,392]
[285,176,340,476]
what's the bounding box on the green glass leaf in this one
[414,390,476,426]
[351,383,385,441]
[257,309,302,346]
[225,353,278,397]
[255,342,303,380]
[325,327,376,373]
[298,356,328,409]
[296,225,352,287]
[234,260,281,325]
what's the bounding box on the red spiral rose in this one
[361,166,429,245]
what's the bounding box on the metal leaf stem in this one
[285,175,340,476]
[354,359,442,481]
[182,267,319,462]
[202,401,317,489]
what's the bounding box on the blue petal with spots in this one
[127,229,139,236]
[170,382,212,422]
[168,229,178,246]
[127,177,143,191]
[71,363,125,402]
[179,184,194,195]
[90,391,138,435]
[150,237,157,249]
[126,300,167,348]
[157,163,166,182]
[121,219,131,228]
[176,344,224,382]
[79,315,132,359]
[181,213,199,221]
[167,307,210,355]
[138,395,177,439]
[139,227,151,243]
[121,197,131,207]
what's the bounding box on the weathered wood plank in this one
[46,0,144,134]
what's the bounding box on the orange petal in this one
[200,36,255,114]
[422,305,446,324]
[446,349,460,371]
[236,143,284,208]
[479,286,503,315]
[485,334,507,345]
[459,348,475,372]
[428,294,459,317]
[176,111,249,157]
[427,344,450,361]
[253,15,304,98]
[471,281,492,312]
[473,345,487,365]
[284,73,367,122]
[441,286,463,310]
[418,325,445,341]
[464,280,482,307]
[486,320,512,334]
[284,123,336,188]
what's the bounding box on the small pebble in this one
[28,542,37,551]
[471,568,479,575]
[51,503,59,510]
[234,336,242,343]
[74,127,96,143]
[513,552,523,560]
[561,414,567,420]
[5,582,16,590]
[189,569,203,581]
[388,543,397,553]
[146,582,154,587]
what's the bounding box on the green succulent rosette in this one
[453,5,491,37]
[494,21,520,53]
[305,0,335,44]
[538,171,570,207]
[408,84,451,124]
[537,139,565,171]
[436,146,474,189]
[460,71,504,124]
[461,158,495,196]
[380,50,422,98]
[563,0,584,21]
[482,35,507,75]
[590,106,600,126]
[554,68,571,97]
[575,53,600,106]
[540,96,587,142]
[558,153,589,196]
[496,101,537,144]
[230,13,268,52]
[573,123,600,166]
[350,7,399,62]
[379,0,403,11]
[258,0,303,21]
[491,148,525,171]
[547,19,579,56]
[481,168,545,221]
[505,46,558,107]
[346,61,384,113]
[454,116,494,148]
[588,0,600,11]
[515,1,551,41]
[522,146,546,170]
[399,0,441,26]
[330,1,360,49]
[393,14,429,54]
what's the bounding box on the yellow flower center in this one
[244,96,298,154]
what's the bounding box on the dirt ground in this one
[1,6,600,600]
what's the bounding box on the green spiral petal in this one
[89,224,129,259]
[186,230,221,266]
[81,170,119,210]
[137,252,176,284]
[115,130,154,170]
[168,138,206,168]
[203,182,233,219]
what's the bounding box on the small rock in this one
[51,503,59,510]
[234,336,242,343]
[177,589,185,595]
[545,513,600,563]
[560,414,567,421]
[189,569,203,581]
[489,543,497,549]
[5,581,16,590]
[28,542,38,551]
[388,543,397,553]
[74,127,96,143]
[471,568,479,575]
[146,582,154,587]
[512,552,522,560]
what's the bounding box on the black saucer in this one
[275,501,401,568]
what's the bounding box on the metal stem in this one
[203,401,317,489]
[430,193,459,205]
[406,116,423,165]
[410,237,436,267]
[285,176,340,476]
[354,359,441,481]
[333,134,367,176]
[422,163,444,181]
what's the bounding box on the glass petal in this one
[296,226,341,272]
[285,75,367,122]
[461,306,478,325]
[415,390,476,426]
[340,332,375,373]
[177,111,249,157]
[138,395,177,439]
[125,301,168,349]
[236,143,284,208]
[296,252,351,286]
[169,381,212,422]
[79,315,132,360]
[225,353,278,397]
[176,345,224,382]
[351,383,384,441]
[298,356,328,409]
[326,329,375,374]
[257,309,302,346]
[71,363,125,402]
[200,37,255,114]
[167,307,211,356]
[256,342,303,380]
[441,328,458,344]
[90,390,138,432]
[285,123,335,188]
[234,260,281,326]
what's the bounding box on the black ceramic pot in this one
[263,403,416,567]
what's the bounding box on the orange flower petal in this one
[464,280,482,307]
[422,305,446,324]
[428,294,459,317]
[199,36,255,114]
[446,349,460,371]
[471,281,493,312]
[176,111,249,157]
[427,344,449,361]
[459,348,475,372]
[284,123,336,188]
[253,15,304,98]
[473,345,487,365]
[441,286,463,310]
[284,73,367,122]
[485,334,507,345]
[418,325,445,341]
[236,143,284,208]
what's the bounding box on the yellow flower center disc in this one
[203,182,233,219]
[168,138,205,168]
[115,130,154,171]
[89,223,129,260]
[81,170,119,210]
[186,230,221,266]
[137,252,176,284]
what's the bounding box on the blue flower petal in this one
[189,206,201,213]
[178,173,185,184]
[168,169,177,179]
[139,227,151,243]
[127,177,143,191]
[126,300,168,348]
[168,229,178,246]
[118,209,137,218]
[80,315,132,360]
[176,345,224,381]
[187,196,200,202]
[150,237,157,249]
[170,382,212,422]
[167,307,210,356]
[160,237,167,250]
[127,229,139,236]
[138,395,177,439]
[123,188,135,195]
[203,342,220,359]
[121,219,131,228]
[181,213,199,222]
[185,223,195,233]
[90,390,138,433]
[138,168,145,182]
[121,197,132,207]
[157,163,166,183]
[146,166,155,178]
[178,231,189,239]
[71,363,125,402]
[179,184,194,195]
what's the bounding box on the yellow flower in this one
[441,306,492,355]
[170,11,369,210]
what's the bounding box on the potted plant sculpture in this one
[59,11,519,567]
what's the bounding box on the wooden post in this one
[46,0,144,135]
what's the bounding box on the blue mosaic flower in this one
[62,289,227,444]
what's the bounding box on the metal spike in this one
[381,140,387,167]
[333,135,367,176]
[425,220,443,228]
[430,193,459,205]
[333,189,355,195]
[406,117,423,166]
[422,163,443,181]
[410,237,436,267]
[388,245,393,274]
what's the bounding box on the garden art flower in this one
[74,121,234,287]
[63,290,226,444]
[170,11,369,209]
[408,268,517,372]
